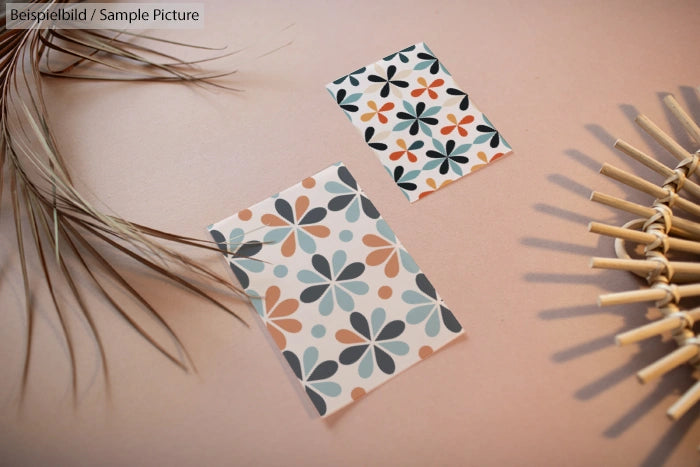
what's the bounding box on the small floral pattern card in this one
[208,163,464,417]
[327,42,512,202]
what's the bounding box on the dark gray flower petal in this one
[350,311,371,339]
[374,346,396,374]
[336,262,365,281]
[416,273,437,299]
[328,194,355,212]
[307,360,338,381]
[274,198,295,224]
[306,386,327,416]
[312,254,332,279]
[299,207,327,225]
[339,344,369,365]
[283,350,302,380]
[376,320,405,341]
[300,284,330,303]
[441,306,462,333]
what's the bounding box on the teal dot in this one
[273,265,288,278]
[311,325,326,338]
[339,230,353,242]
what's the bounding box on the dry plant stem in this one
[600,163,700,217]
[590,191,700,240]
[591,99,700,421]
[588,221,700,255]
[635,114,693,162]
[614,138,700,199]
[668,380,700,421]
[598,283,700,307]
[615,308,700,346]
[590,257,700,282]
[0,6,266,401]
[663,95,700,144]
[636,344,699,384]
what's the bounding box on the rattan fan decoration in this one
[589,92,700,421]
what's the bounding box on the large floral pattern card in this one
[208,163,464,417]
[327,42,512,202]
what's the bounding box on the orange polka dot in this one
[302,177,316,188]
[238,209,252,221]
[419,346,433,359]
[378,286,392,299]
[351,387,366,400]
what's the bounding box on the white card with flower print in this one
[208,163,464,417]
[327,42,512,202]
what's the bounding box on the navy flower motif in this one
[209,228,263,289]
[382,44,416,63]
[283,347,341,416]
[424,138,471,176]
[336,308,409,378]
[332,66,366,87]
[445,87,470,110]
[330,88,362,120]
[364,127,388,151]
[325,165,380,222]
[402,273,462,337]
[367,64,410,98]
[473,115,509,149]
[298,250,369,315]
[414,44,449,75]
[394,101,440,136]
[385,165,420,194]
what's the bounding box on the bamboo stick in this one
[598,283,700,307]
[590,257,700,281]
[636,344,699,384]
[600,163,700,217]
[590,191,700,240]
[636,114,693,162]
[615,309,700,346]
[663,94,700,144]
[588,221,700,255]
[667,379,700,420]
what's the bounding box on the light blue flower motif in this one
[363,219,419,278]
[423,138,471,176]
[209,227,264,289]
[329,88,362,121]
[337,308,410,378]
[298,250,369,316]
[283,346,341,416]
[325,165,380,222]
[394,100,441,137]
[402,273,462,337]
[414,43,450,75]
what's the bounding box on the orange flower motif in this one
[418,178,453,199]
[470,151,505,172]
[362,219,419,278]
[360,100,395,124]
[389,138,424,162]
[410,77,444,99]
[364,234,400,278]
[259,286,301,350]
[261,195,331,257]
[440,113,474,137]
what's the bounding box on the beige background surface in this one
[1,0,700,465]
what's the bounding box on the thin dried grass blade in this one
[62,219,190,371]
[10,172,33,404]
[23,183,77,405]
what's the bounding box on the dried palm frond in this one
[0,2,260,404]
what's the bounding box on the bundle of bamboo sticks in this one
[589,92,700,421]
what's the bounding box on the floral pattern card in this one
[208,163,464,417]
[327,42,512,202]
